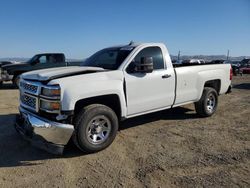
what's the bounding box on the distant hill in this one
[0,58,84,62]
[1,56,249,63]
[170,55,250,61]
[0,57,29,62]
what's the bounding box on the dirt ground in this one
[0,75,249,188]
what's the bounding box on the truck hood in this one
[2,62,28,70]
[21,66,106,81]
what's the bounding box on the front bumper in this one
[15,107,74,155]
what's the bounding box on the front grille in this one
[20,94,36,110]
[20,81,38,93]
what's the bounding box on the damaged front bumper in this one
[15,107,74,155]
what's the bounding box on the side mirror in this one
[135,57,154,73]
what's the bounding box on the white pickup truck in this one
[15,42,232,154]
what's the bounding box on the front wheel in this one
[73,104,119,153]
[195,87,218,117]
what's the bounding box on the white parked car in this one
[15,42,232,154]
[183,59,206,64]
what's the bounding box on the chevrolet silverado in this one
[15,42,232,154]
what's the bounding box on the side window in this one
[134,47,165,70]
[38,55,47,64]
[47,55,55,63]
[50,54,64,63]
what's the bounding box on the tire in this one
[13,75,20,88]
[0,81,2,87]
[195,87,218,117]
[73,104,119,153]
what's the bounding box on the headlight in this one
[40,85,61,113]
[40,99,60,112]
[41,85,60,97]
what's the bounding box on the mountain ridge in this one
[1,55,249,62]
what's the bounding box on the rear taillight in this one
[230,66,233,80]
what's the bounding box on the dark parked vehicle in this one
[210,60,224,64]
[0,61,20,85]
[0,61,13,67]
[240,59,250,74]
[224,60,242,76]
[0,53,81,87]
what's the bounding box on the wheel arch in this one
[74,94,122,120]
[196,79,221,102]
[203,79,221,94]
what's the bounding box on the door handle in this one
[162,74,171,79]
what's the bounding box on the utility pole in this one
[177,50,181,60]
[227,50,230,60]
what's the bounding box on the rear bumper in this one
[15,107,74,154]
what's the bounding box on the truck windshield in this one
[81,47,134,70]
[26,55,38,64]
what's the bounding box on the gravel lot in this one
[0,75,249,188]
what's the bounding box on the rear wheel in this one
[73,104,118,153]
[195,87,218,117]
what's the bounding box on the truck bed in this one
[173,63,231,107]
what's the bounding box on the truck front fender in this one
[60,80,127,118]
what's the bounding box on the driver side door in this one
[124,46,175,116]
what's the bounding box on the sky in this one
[0,0,249,59]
